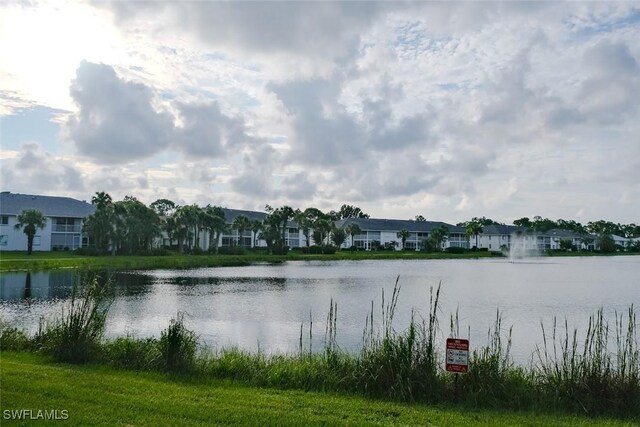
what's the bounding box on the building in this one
[336,217,467,250]
[0,192,95,251]
[476,224,597,251]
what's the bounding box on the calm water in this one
[1,257,638,363]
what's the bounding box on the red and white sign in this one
[445,338,469,373]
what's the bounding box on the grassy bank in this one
[3,352,633,426]
[2,278,638,420]
[0,250,498,272]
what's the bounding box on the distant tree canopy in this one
[511,217,638,237]
[77,191,639,256]
[329,204,370,220]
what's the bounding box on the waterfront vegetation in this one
[5,353,635,427]
[1,277,638,421]
[2,248,636,272]
[0,249,500,272]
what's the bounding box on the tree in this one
[150,199,176,217]
[558,238,573,251]
[396,229,410,250]
[202,205,226,253]
[331,227,347,249]
[232,214,252,247]
[329,204,370,220]
[429,225,449,252]
[251,219,263,248]
[596,234,616,253]
[464,221,483,249]
[313,218,333,246]
[84,192,116,253]
[345,223,361,248]
[513,217,532,229]
[91,191,112,209]
[14,209,46,254]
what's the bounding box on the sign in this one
[446,338,469,373]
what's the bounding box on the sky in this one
[0,1,639,225]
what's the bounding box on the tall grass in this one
[1,276,638,418]
[33,275,111,363]
[536,306,639,415]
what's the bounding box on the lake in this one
[1,256,638,363]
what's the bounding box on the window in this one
[33,235,41,246]
[0,235,7,246]
[0,216,8,225]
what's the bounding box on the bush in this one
[74,246,103,256]
[217,247,246,255]
[322,245,337,254]
[38,276,112,363]
[159,313,198,373]
[445,246,466,254]
[303,245,323,254]
[0,325,32,351]
[102,336,160,370]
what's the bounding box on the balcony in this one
[53,224,82,233]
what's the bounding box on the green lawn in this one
[0,352,633,426]
[0,250,497,272]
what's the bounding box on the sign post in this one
[446,338,469,402]
[445,338,469,373]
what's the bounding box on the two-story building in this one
[0,192,95,251]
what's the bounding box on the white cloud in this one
[1,1,639,223]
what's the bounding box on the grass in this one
[2,277,638,419]
[0,250,499,272]
[1,352,635,426]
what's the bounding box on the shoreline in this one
[0,250,637,272]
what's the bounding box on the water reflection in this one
[1,257,638,363]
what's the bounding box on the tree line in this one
[10,192,639,255]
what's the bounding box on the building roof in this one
[336,217,464,233]
[0,192,95,218]
[222,208,267,223]
[545,228,594,239]
[482,224,525,235]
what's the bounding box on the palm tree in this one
[396,229,410,250]
[429,225,449,252]
[294,209,311,247]
[232,214,252,247]
[251,219,263,248]
[14,209,46,254]
[345,223,361,248]
[465,222,483,249]
[202,205,227,253]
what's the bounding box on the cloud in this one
[65,61,260,164]
[174,101,258,159]
[66,61,174,163]
[1,142,85,193]
[103,1,386,61]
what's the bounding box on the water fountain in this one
[508,233,540,262]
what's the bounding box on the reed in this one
[34,274,111,363]
[2,277,638,418]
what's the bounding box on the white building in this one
[476,224,597,251]
[0,192,95,252]
[335,218,467,250]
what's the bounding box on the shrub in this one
[445,246,466,254]
[102,336,160,370]
[321,245,337,254]
[217,247,246,255]
[159,313,198,373]
[0,325,32,351]
[38,276,112,363]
